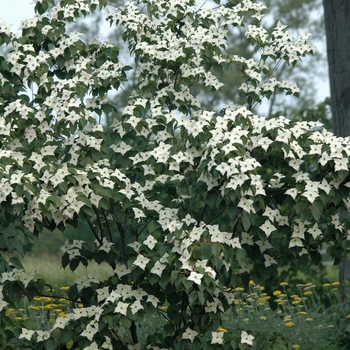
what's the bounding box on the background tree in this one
[68,0,326,119]
[323,0,350,308]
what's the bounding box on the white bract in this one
[0,0,349,348]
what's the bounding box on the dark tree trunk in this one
[323,0,350,308]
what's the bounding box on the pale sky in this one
[0,0,35,31]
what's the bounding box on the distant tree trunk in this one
[323,0,350,308]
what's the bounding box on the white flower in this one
[130,300,143,314]
[143,235,157,250]
[0,299,8,312]
[84,342,99,350]
[147,295,160,308]
[241,330,254,345]
[96,287,110,303]
[36,330,50,342]
[239,263,253,273]
[101,336,113,350]
[114,301,129,316]
[99,241,114,253]
[260,220,276,237]
[211,331,224,344]
[80,322,98,341]
[187,271,204,285]
[133,207,146,220]
[307,223,322,239]
[237,196,255,213]
[114,263,131,278]
[289,237,303,248]
[133,254,150,270]
[256,240,272,253]
[52,316,70,330]
[182,328,198,342]
[19,328,35,341]
[150,261,166,277]
[263,254,277,267]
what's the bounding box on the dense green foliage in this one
[0,0,349,348]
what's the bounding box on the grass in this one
[6,274,350,349]
[224,280,349,349]
[4,252,348,349]
[21,252,113,293]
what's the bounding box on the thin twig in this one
[197,203,208,226]
[93,207,104,244]
[87,217,102,245]
[102,208,113,243]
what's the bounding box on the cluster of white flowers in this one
[0,0,349,348]
[0,269,41,289]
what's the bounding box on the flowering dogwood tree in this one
[1,0,350,348]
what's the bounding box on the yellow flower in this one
[280,282,289,286]
[285,321,294,327]
[273,290,282,296]
[322,283,331,287]
[59,298,70,304]
[292,300,301,305]
[217,327,228,332]
[298,311,307,315]
[5,308,15,316]
[235,287,244,292]
[303,291,312,296]
[292,345,300,349]
[257,297,266,305]
[58,312,67,318]
[15,316,23,321]
[60,286,70,291]
[29,306,40,310]
[331,281,340,286]
[290,294,299,299]
[260,316,267,321]
[346,314,350,319]
[249,280,255,285]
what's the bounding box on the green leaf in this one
[9,281,23,302]
[241,211,251,231]
[9,256,24,269]
[311,199,323,221]
[211,242,222,257]
[69,258,80,271]
[66,339,74,350]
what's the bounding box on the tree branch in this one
[197,204,208,226]
[102,208,113,243]
[87,217,102,245]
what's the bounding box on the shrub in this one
[1,0,350,348]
